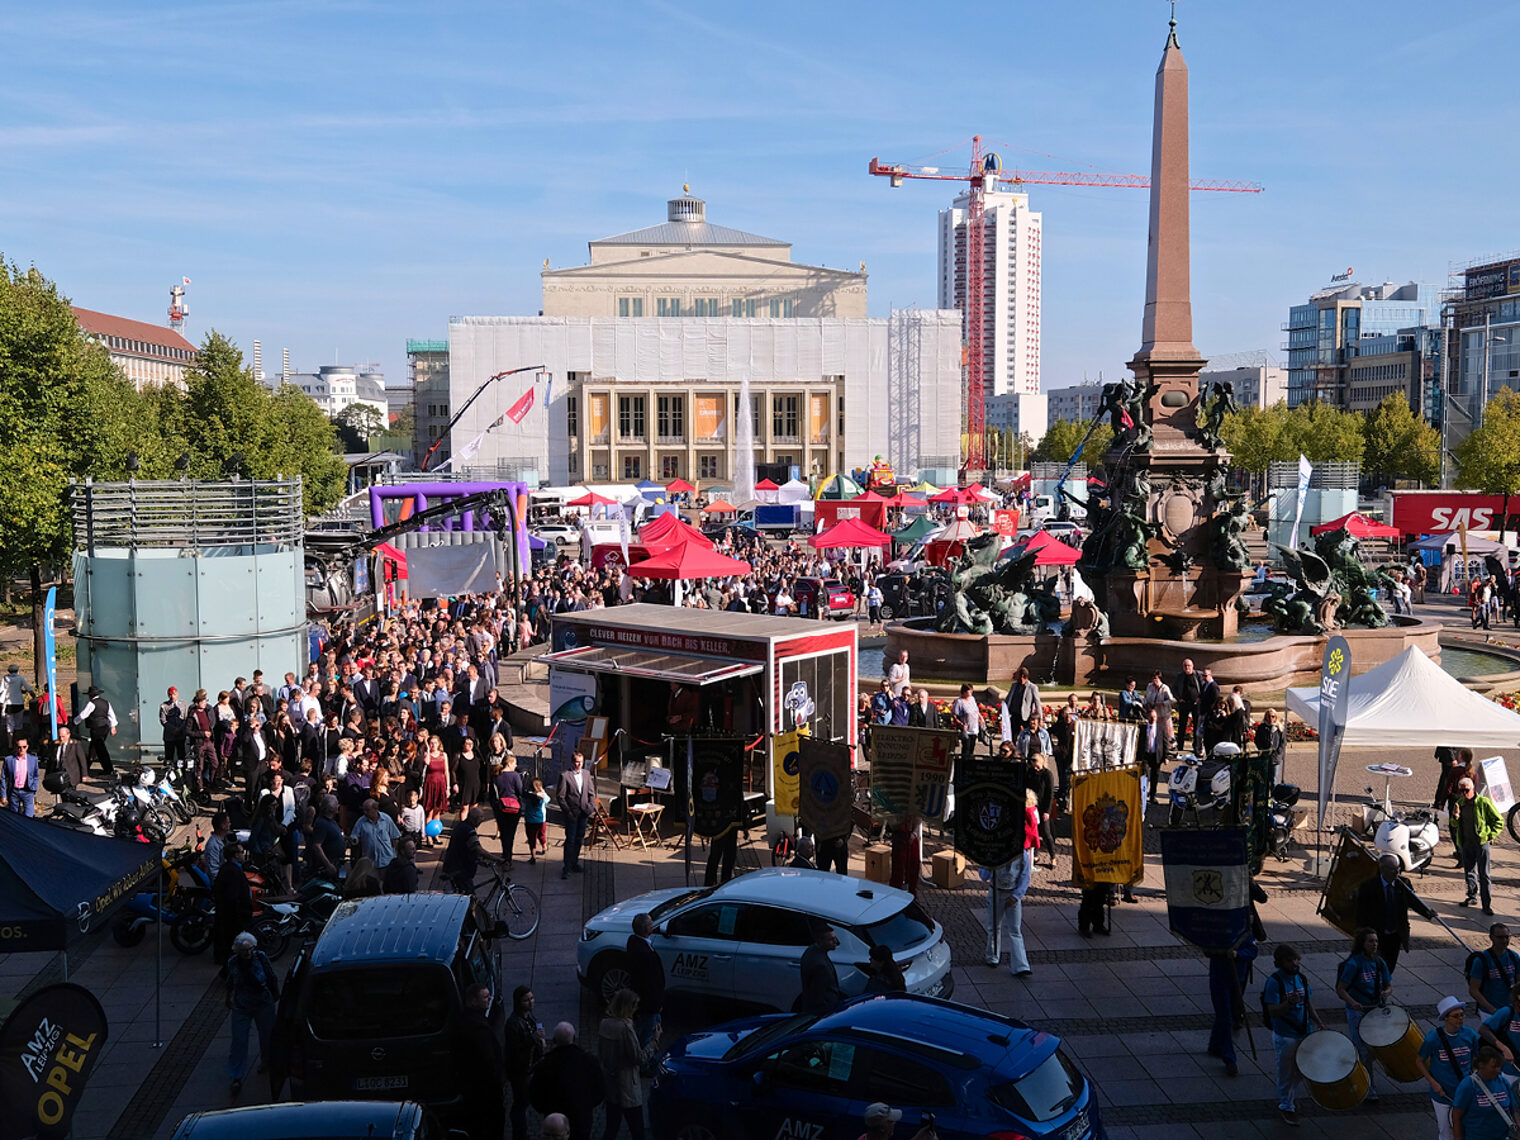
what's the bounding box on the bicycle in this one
[466,861,540,941]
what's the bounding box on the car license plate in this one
[354,1075,409,1091]
[1061,1111,1090,1140]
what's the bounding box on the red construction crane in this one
[869,137,1263,476]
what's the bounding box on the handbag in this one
[499,794,521,814]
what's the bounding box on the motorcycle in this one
[244,877,344,960]
[111,847,216,954]
[1167,742,1239,827]
[46,770,168,844]
[1362,784,1439,873]
[1266,782,1309,862]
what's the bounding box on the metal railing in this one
[72,478,305,552]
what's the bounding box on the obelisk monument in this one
[1079,16,1251,641]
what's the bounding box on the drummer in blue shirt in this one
[1335,928,1393,1103]
[1453,1046,1517,1140]
[1481,976,1520,1075]
[1262,943,1325,1126]
[1468,924,1520,1016]
[1416,997,1513,1140]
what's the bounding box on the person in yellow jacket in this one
[1452,777,1504,915]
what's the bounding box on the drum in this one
[1295,1030,1369,1110]
[1358,1004,1424,1083]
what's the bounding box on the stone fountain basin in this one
[885,615,1444,690]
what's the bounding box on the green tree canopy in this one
[1218,402,1289,474]
[1032,418,1113,467]
[1218,399,1366,471]
[1456,388,1520,538]
[1363,391,1440,487]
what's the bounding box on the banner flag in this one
[1161,828,1252,953]
[1070,769,1143,888]
[797,737,852,841]
[1288,454,1312,550]
[954,756,1027,867]
[772,729,804,817]
[868,725,957,822]
[505,385,535,424]
[688,737,745,838]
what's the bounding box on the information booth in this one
[542,605,857,842]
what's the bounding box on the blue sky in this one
[4,1,1517,397]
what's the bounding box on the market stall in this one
[542,605,858,842]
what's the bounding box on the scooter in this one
[1266,783,1309,862]
[1167,742,1239,827]
[244,877,343,960]
[1362,783,1440,873]
[111,847,216,954]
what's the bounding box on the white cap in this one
[1437,996,1464,1018]
[863,1104,902,1126]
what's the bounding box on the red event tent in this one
[1020,530,1082,566]
[625,543,751,579]
[928,487,978,506]
[703,499,738,514]
[809,517,893,549]
[754,478,781,491]
[665,478,696,495]
[567,490,618,507]
[641,513,714,547]
[1310,511,1401,539]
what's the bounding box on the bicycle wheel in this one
[492,883,540,940]
[1508,803,1520,845]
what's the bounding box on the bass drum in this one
[1357,1004,1424,1083]
[1295,1029,1369,1111]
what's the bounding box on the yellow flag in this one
[1070,770,1143,888]
[772,729,805,816]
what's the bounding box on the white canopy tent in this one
[777,478,812,504]
[1286,645,1520,749]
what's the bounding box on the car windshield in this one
[306,966,453,1040]
[990,1050,1084,1122]
[859,900,935,951]
[651,888,714,922]
[720,1013,819,1061]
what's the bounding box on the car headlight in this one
[580,927,603,943]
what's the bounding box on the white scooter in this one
[1362,776,1439,873]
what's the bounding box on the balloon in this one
[425,819,444,838]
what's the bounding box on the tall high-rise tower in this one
[937,188,1042,399]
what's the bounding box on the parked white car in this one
[577,868,953,1012]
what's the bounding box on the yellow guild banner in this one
[1070,769,1143,888]
[772,728,806,816]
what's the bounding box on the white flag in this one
[456,428,488,462]
[618,502,630,566]
[1288,454,1313,550]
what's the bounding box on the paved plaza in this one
[1,736,1511,1140]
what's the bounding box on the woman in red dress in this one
[420,736,452,834]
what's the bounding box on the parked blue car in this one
[649,992,1105,1140]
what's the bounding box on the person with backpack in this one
[1481,975,1520,1077]
[1415,997,1489,1139]
[1453,1045,1519,1140]
[1335,928,1394,1103]
[1468,924,1520,1016]
[1261,944,1324,1126]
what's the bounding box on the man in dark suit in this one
[55,725,89,790]
[626,912,666,1060]
[555,750,597,880]
[1138,706,1171,805]
[1354,853,1435,974]
[1173,660,1203,751]
[353,666,381,719]
[907,689,941,729]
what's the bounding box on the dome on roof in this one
[668,194,706,224]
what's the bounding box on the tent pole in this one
[60,948,67,984]
[153,866,164,1048]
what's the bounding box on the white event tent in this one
[1286,645,1520,749]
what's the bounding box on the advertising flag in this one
[1161,827,1252,953]
[1069,769,1143,888]
[43,587,57,742]
[797,737,852,841]
[1316,635,1351,828]
[0,983,109,1140]
[505,385,536,424]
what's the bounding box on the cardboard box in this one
[930,849,966,889]
[863,844,893,884]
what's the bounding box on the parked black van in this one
[171,1101,454,1140]
[271,893,502,1119]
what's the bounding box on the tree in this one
[1456,388,1520,541]
[1032,419,1113,467]
[182,331,346,515]
[1283,401,1364,464]
[1362,392,1440,487]
[334,403,386,451]
[1219,402,1291,474]
[0,259,145,680]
